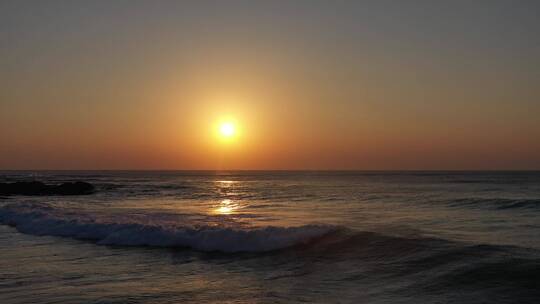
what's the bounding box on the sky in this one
[1,0,539,170]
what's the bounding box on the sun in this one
[219,122,235,138]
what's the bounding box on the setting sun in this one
[219,122,236,138]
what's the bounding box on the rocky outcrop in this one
[0,181,95,196]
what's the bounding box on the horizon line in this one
[1,169,539,172]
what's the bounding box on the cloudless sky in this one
[1,0,539,170]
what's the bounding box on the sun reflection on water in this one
[212,199,241,215]
[216,180,236,185]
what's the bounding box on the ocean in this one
[0,171,539,303]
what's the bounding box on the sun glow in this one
[217,120,239,142]
[220,122,235,137]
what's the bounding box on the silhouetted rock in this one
[0,181,95,196]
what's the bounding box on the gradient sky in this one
[1,0,539,170]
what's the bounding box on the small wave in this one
[415,255,540,301]
[294,230,540,298]
[441,257,540,286]
[448,198,540,210]
[0,203,336,253]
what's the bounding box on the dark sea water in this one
[1,171,539,303]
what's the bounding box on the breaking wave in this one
[0,203,336,253]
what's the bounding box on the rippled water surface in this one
[1,171,539,303]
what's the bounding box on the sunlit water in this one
[1,171,539,303]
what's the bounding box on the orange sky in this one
[1,1,539,170]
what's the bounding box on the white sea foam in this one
[0,203,334,252]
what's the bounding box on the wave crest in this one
[0,203,336,253]
[448,198,540,210]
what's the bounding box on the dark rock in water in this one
[50,181,95,195]
[0,181,95,196]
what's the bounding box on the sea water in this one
[1,171,539,303]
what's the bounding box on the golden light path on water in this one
[211,180,244,215]
[213,199,240,215]
[206,180,313,228]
